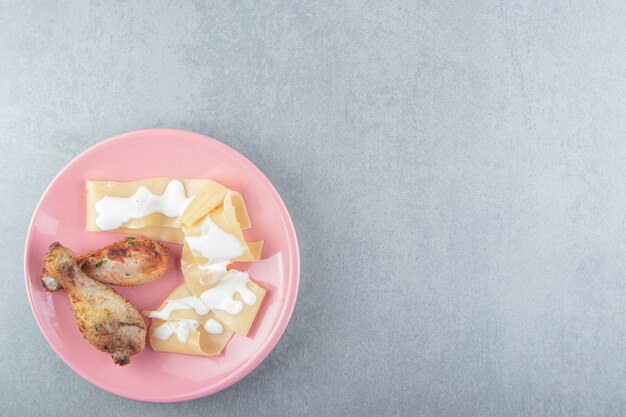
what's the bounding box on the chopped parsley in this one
[125,237,136,247]
[95,259,108,267]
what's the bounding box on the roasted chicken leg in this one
[41,236,169,292]
[43,243,146,365]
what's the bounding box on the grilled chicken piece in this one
[41,236,168,292]
[43,243,146,365]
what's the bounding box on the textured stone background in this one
[2,1,626,416]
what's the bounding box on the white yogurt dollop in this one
[147,296,210,320]
[185,215,245,272]
[153,319,199,343]
[95,180,193,230]
[203,319,224,335]
[199,270,257,316]
[149,271,256,320]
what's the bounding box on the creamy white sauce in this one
[204,319,224,335]
[185,216,245,272]
[149,271,256,320]
[95,179,193,230]
[147,296,210,320]
[153,319,199,343]
[199,270,257,315]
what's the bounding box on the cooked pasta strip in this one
[182,192,262,268]
[179,243,266,336]
[86,178,229,237]
[212,280,266,336]
[143,284,233,356]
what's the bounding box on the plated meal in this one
[25,129,299,401]
[40,177,268,365]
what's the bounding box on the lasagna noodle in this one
[85,178,230,239]
[213,280,266,337]
[180,239,260,289]
[149,318,233,356]
[144,284,233,356]
[180,245,267,337]
[181,241,219,290]
[182,191,263,266]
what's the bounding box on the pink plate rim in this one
[23,128,300,402]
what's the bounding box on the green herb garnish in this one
[95,259,107,267]
[125,237,136,247]
[125,273,130,276]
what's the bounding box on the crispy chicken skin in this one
[41,236,168,292]
[43,243,146,365]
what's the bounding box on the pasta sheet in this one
[144,284,233,356]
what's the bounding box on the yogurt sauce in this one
[199,270,257,315]
[147,296,210,320]
[148,271,256,322]
[95,179,193,230]
[153,319,199,343]
[185,215,245,272]
[204,319,224,335]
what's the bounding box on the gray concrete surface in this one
[2,1,626,416]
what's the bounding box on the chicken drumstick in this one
[42,243,146,365]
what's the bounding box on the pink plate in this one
[24,129,300,402]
